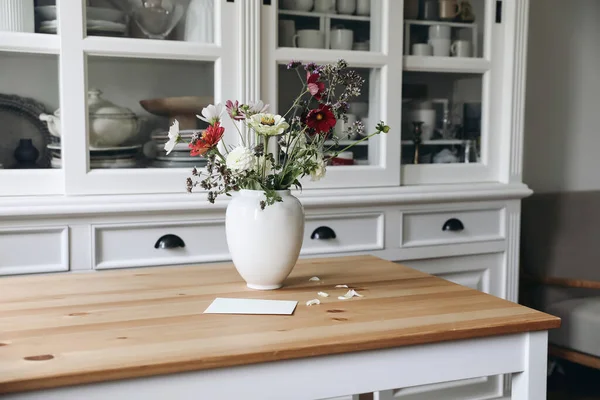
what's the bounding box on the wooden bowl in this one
[139,96,214,130]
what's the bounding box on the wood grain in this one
[522,275,600,290]
[549,345,600,370]
[0,255,560,394]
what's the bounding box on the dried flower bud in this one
[286,60,302,69]
[260,200,266,210]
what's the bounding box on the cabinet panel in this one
[302,212,384,255]
[401,207,504,247]
[0,226,68,275]
[382,252,505,400]
[93,220,229,269]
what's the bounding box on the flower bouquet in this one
[165,59,389,289]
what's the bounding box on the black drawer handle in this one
[311,226,336,240]
[442,218,464,232]
[154,234,185,249]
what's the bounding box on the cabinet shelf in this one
[0,32,59,55]
[404,19,476,29]
[325,140,369,146]
[82,37,221,61]
[403,55,491,73]
[401,140,469,146]
[275,48,387,67]
[278,10,371,22]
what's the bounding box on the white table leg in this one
[511,331,548,400]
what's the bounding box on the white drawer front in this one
[93,220,229,270]
[402,208,504,247]
[302,213,384,255]
[0,227,69,275]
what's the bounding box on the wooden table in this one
[0,255,560,400]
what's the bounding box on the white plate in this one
[51,157,138,169]
[47,144,142,152]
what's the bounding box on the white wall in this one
[523,0,600,193]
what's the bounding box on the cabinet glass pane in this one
[0,0,39,34]
[0,53,59,169]
[83,0,214,42]
[401,72,482,165]
[403,0,485,58]
[277,64,382,168]
[278,0,380,51]
[86,56,214,169]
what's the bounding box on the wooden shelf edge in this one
[521,274,600,290]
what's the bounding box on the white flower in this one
[247,100,269,115]
[226,146,255,172]
[197,103,224,125]
[309,155,327,182]
[248,113,289,136]
[164,120,180,155]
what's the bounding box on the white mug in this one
[294,29,325,48]
[337,0,356,14]
[412,43,433,56]
[330,28,353,50]
[428,24,451,39]
[314,0,336,13]
[334,113,357,139]
[428,38,451,57]
[408,109,436,140]
[451,40,471,57]
[278,20,296,47]
[356,0,370,15]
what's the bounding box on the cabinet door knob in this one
[442,218,464,232]
[311,226,337,240]
[154,234,185,249]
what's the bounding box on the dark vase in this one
[13,139,40,168]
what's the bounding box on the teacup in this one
[294,29,325,48]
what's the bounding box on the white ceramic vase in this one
[226,189,305,290]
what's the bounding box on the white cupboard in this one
[0,1,531,399]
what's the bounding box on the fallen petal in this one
[335,284,349,288]
[318,291,329,297]
[349,289,363,297]
[338,296,349,300]
[309,276,320,282]
[306,299,321,306]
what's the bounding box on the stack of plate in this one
[48,144,142,169]
[149,130,207,168]
[35,6,127,36]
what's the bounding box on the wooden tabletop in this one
[0,255,560,394]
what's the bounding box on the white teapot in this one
[40,89,139,148]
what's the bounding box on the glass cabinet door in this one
[57,0,241,195]
[400,0,506,184]
[261,0,402,189]
[0,0,63,195]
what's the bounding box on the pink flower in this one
[226,100,245,121]
[307,72,325,100]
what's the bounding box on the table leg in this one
[511,331,548,400]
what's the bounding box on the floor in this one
[547,359,600,399]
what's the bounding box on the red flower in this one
[189,122,225,156]
[305,104,336,134]
[306,72,325,100]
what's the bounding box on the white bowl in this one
[281,0,314,11]
[348,102,369,118]
[35,6,125,23]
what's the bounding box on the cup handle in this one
[450,42,457,56]
[454,1,462,17]
[293,34,299,48]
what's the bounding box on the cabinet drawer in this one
[93,220,229,270]
[401,208,504,247]
[302,213,384,255]
[0,227,69,275]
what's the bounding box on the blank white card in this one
[203,297,298,315]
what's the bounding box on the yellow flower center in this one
[316,113,323,121]
[260,115,275,126]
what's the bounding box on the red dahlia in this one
[305,104,336,134]
[189,122,225,156]
[306,72,325,100]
